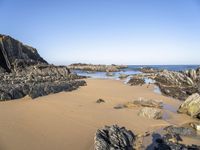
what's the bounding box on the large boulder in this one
[177,93,200,119]
[94,125,135,150]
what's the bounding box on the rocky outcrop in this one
[0,34,47,73]
[136,68,200,100]
[68,63,128,72]
[138,107,163,119]
[177,93,200,119]
[0,34,86,101]
[94,125,135,150]
[127,76,145,86]
[139,67,161,73]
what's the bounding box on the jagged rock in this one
[96,98,105,103]
[0,34,47,72]
[148,68,200,100]
[138,107,162,119]
[68,63,128,72]
[177,93,200,118]
[94,125,135,150]
[133,98,163,108]
[0,34,86,101]
[127,77,145,86]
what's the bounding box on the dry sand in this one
[0,78,199,150]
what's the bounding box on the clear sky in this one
[0,0,200,65]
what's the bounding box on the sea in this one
[73,65,200,80]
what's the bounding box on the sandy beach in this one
[0,78,199,150]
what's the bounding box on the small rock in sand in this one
[96,98,105,103]
[133,98,163,108]
[114,104,125,109]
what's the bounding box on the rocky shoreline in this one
[0,34,86,101]
[68,63,128,72]
[128,67,200,101]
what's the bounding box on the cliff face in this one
[0,34,47,73]
[0,34,86,101]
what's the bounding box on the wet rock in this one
[94,125,135,150]
[147,132,200,150]
[127,77,145,86]
[96,98,105,103]
[164,125,196,137]
[133,98,163,108]
[68,63,128,72]
[138,107,163,119]
[177,93,200,118]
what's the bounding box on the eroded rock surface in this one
[94,125,135,150]
[0,34,86,101]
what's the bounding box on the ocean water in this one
[127,65,200,71]
[73,65,199,79]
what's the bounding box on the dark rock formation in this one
[68,63,128,72]
[94,125,135,150]
[0,34,47,72]
[127,77,145,86]
[0,34,86,101]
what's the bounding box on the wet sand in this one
[0,78,199,150]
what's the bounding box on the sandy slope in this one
[0,79,199,150]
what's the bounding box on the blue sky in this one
[0,0,200,65]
